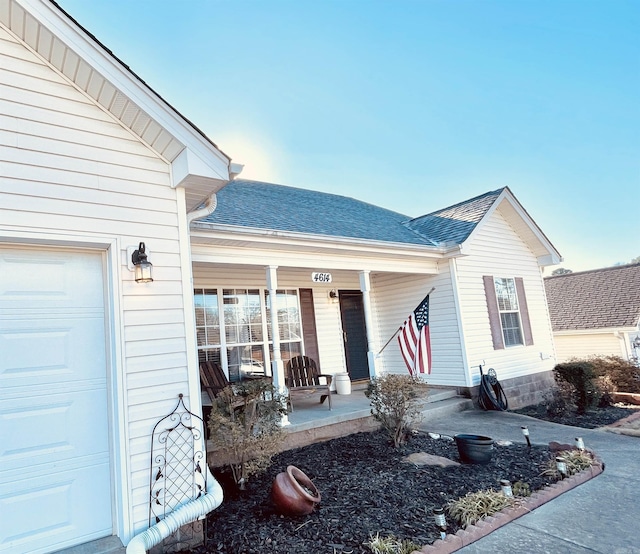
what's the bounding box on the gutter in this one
[125,466,223,554]
[186,163,243,224]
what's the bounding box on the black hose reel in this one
[478,364,508,411]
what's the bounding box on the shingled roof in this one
[405,188,504,245]
[200,179,503,247]
[544,263,640,331]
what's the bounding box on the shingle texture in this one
[544,264,640,331]
[200,179,502,247]
[405,189,504,245]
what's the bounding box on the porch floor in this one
[212,384,474,455]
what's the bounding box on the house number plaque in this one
[311,272,332,283]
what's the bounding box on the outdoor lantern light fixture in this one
[633,335,640,349]
[131,242,153,283]
[328,289,339,303]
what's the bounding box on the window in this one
[493,278,523,346]
[194,287,303,381]
[483,275,534,350]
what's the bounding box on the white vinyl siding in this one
[371,268,466,386]
[454,207,556,385]
[554,332,630,363]
[0,28,190,540]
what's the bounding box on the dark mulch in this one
[192,431,556,554]
[512,402,640,428]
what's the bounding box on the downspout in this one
[186,162,243,225]
[125,466,223,554]
[187,193,218,224]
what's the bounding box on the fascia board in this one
[189,225,446,259]
[553,327,638,336]
[190,246,440,274]
[16,0,230,181]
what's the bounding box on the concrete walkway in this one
[420,409,639,553]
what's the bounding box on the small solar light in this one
[556,457,567,478]
[575,437,585,450]
[500,479,513,497]
[521,426,531,448]
[433,507,447,540]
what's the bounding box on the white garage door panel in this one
[0,389,109,474]
[0,461,112,554]
[0,316,106,390]
[0,250,104,308]
[0,247,112,554]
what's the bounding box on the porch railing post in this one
[359,271,377,378]
[266,265,290,425]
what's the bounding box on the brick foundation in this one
[460,370,555,410]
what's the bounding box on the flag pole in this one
[377,287,435,356]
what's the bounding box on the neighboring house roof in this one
[544,263,640,331]
[201,180,519,248]
[405,189,504,245]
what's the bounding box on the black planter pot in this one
[454,434,494,464]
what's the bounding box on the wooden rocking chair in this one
[285,355,333,411]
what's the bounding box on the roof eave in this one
[190,221,447,257]
[7,0,232,209]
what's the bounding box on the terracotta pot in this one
[271,465,321,515]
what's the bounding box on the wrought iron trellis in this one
[149,394,207,553]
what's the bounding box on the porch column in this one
[266,265,290,425]
[359,270,378,378]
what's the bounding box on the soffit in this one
[1,0,231,211]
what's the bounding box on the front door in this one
[339,291,370,381]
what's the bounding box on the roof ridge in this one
[545,262,640,279]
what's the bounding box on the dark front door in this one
[339,290,370,381]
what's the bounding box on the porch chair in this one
[199,360,232,404]
[285,355,333,411]
[199,360,272,410]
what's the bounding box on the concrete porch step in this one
[421,395,474,420]
[53,536,125,554]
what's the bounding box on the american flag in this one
[397,293,432,376]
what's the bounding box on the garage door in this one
[0,246,112,554]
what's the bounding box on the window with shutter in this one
[483,276,534,349]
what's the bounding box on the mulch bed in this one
[191,431,556,554]
[512,402,640,428]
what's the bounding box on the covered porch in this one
[205,384,473,459]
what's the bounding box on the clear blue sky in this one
[59,0,640,272]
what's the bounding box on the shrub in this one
[365,373,429,448]
[446,489,515,527]
[590,355,640,394]
[541,449,595,480]
[542,381,575,417]
[553,361,599,414]
[208,379,286,489]
[366,533,422,554]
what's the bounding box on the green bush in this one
[590,355,640,394]
[553,361,599,414]
[208,379,286,489]
[365,374,428,448]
